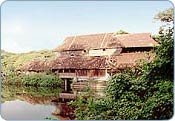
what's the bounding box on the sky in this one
[1,1,173,53]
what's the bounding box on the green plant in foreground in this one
[71,8,173,120]
[2,71,63,87]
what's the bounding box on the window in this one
[70,69,75,73]
[77,70,88,76]
[103,49,106,51]
[93,70,105,77]
[70,53,74,57]
[58,69,63,73]
[64,69,69,73]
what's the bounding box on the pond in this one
[1,85,75,120]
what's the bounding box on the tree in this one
[115,30,129,34]
[151,7,173,80]
[71,8,174,120]
[154,8,173,22]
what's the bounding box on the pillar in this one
[65,79,67,92]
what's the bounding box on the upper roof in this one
[54,32,158,52]
[115,33,158,47]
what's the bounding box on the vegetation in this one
[70,8,174,120]
[1,50,62,87]
[1,49,56,70]
[1,7,173,120]
[2,71,62,87]
[1,85,61,103]
[115,30,129,34]
[154,8,173,22]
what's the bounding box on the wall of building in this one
[57,48,123,57]
[88,48,121,56]
[59,50,85,57]
[76,69,106,77]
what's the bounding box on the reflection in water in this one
[1,100,56,120]
[1,85,75,120]
[1,86,61,103]
[1,84,104,120]
[52,102,75,120]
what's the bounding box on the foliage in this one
[22,73,62,87]
[1,49,56,71]
[1,49,62,87]
[1,85,61,103]
[2,71,62,87]
[71,8,174,120]
[150,7,173,81]
[115,30,129,34]
[69,87,99,120]
[154,8,173,22]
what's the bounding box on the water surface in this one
[1,86,74,120]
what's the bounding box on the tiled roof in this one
[107,52,155,69]
[49,56,108,69]
[20,59,49,72]
[115,33,158,47]
[20,52,154,71]
[54,32,158,52]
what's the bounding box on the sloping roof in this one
[20,52,155,71]
[49,52,154,70]
[20,59,49,72]
[54,33,122,52]
[107,52,155,69]
[54,32,158,52]
[115,33,158,47]
[49,56,108,69]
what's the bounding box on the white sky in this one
[1,1,173,53]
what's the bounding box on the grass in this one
[2,72,62,87]
[1,49,56,70]
[1,50,62,87]
[1,85,61,103]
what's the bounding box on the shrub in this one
[2,72,62,87]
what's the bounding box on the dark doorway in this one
[62,78,73,93]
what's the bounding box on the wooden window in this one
[93,69,105,77]
[70,69,75,73]
[58,69,63,73]
[77,70,88,76]
[51,69,57,72]
[64,69,69,73]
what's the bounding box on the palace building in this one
[20,32,158,92]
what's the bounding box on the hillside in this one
[1,49,56,71]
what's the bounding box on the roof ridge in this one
[114,32,151,37]
[65,32,114,38]
[68,36,76,49]
[100,33,108,48]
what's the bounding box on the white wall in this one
[88,48,117,56]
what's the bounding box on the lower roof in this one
[20,52,154,71]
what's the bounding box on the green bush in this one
[2,72,62,87]
[1,85,61,103]
[71,8,173,120]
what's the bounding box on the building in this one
[20,32,158,92]
[54,33,157,57]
